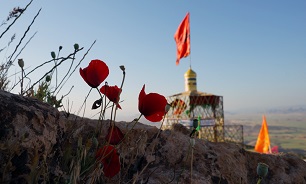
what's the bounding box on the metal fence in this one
[223,125,244,144]
[164,124,244,145]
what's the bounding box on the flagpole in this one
[189,12,192,68]
[189,53,192,68]
[269,145,272,154]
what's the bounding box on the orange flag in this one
[174,12,190,65]
[255,115,271,153]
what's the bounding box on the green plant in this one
[0,63,10,90]
[257,162,269,184]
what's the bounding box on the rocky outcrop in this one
[1,90,306,183]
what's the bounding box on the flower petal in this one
[141,93,166,115]
[80,59,109,88]
[105,125,124,145]
[95,145,121,178]
[138,85,167,122]
[100,85,122,109]
[103,150,120,178]
[79,67,93,87]
[138,85,146,112]
[144,111,166,122]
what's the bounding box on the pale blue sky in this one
[1,1,306,121]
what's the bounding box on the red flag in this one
[174,12,190,65]
[255,115,271,153]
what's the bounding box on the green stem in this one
[120,71,125,90]
[191,146,194,184]
[113,104,118,122]
[20,67,24,94]
[155,116,166,139]
[176,143,192,182]
[117,114,143,145]
[105,104,115,144]
[257,178,262,184]
[113,67,126,124]
[96,88,105,137]
[52,50,75,95]
[77,88,92,117]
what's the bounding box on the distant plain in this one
[226,111,306,157]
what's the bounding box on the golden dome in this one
[184,67,197,92]
[184,68,197,78]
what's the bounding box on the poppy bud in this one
[18,59,24,68]
[257,163,269,178]
[51,51,56,59]
[46,75,51,82]
[119,65,125,72]
[74,43,79,50]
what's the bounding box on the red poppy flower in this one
[105,125,124,145]
[80,59,109,88]
[96,145,120,178]
[138,84,167,122]
[100,85,122,109]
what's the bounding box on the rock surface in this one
[1,90,306,184]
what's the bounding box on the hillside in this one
[1,90,306,183]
